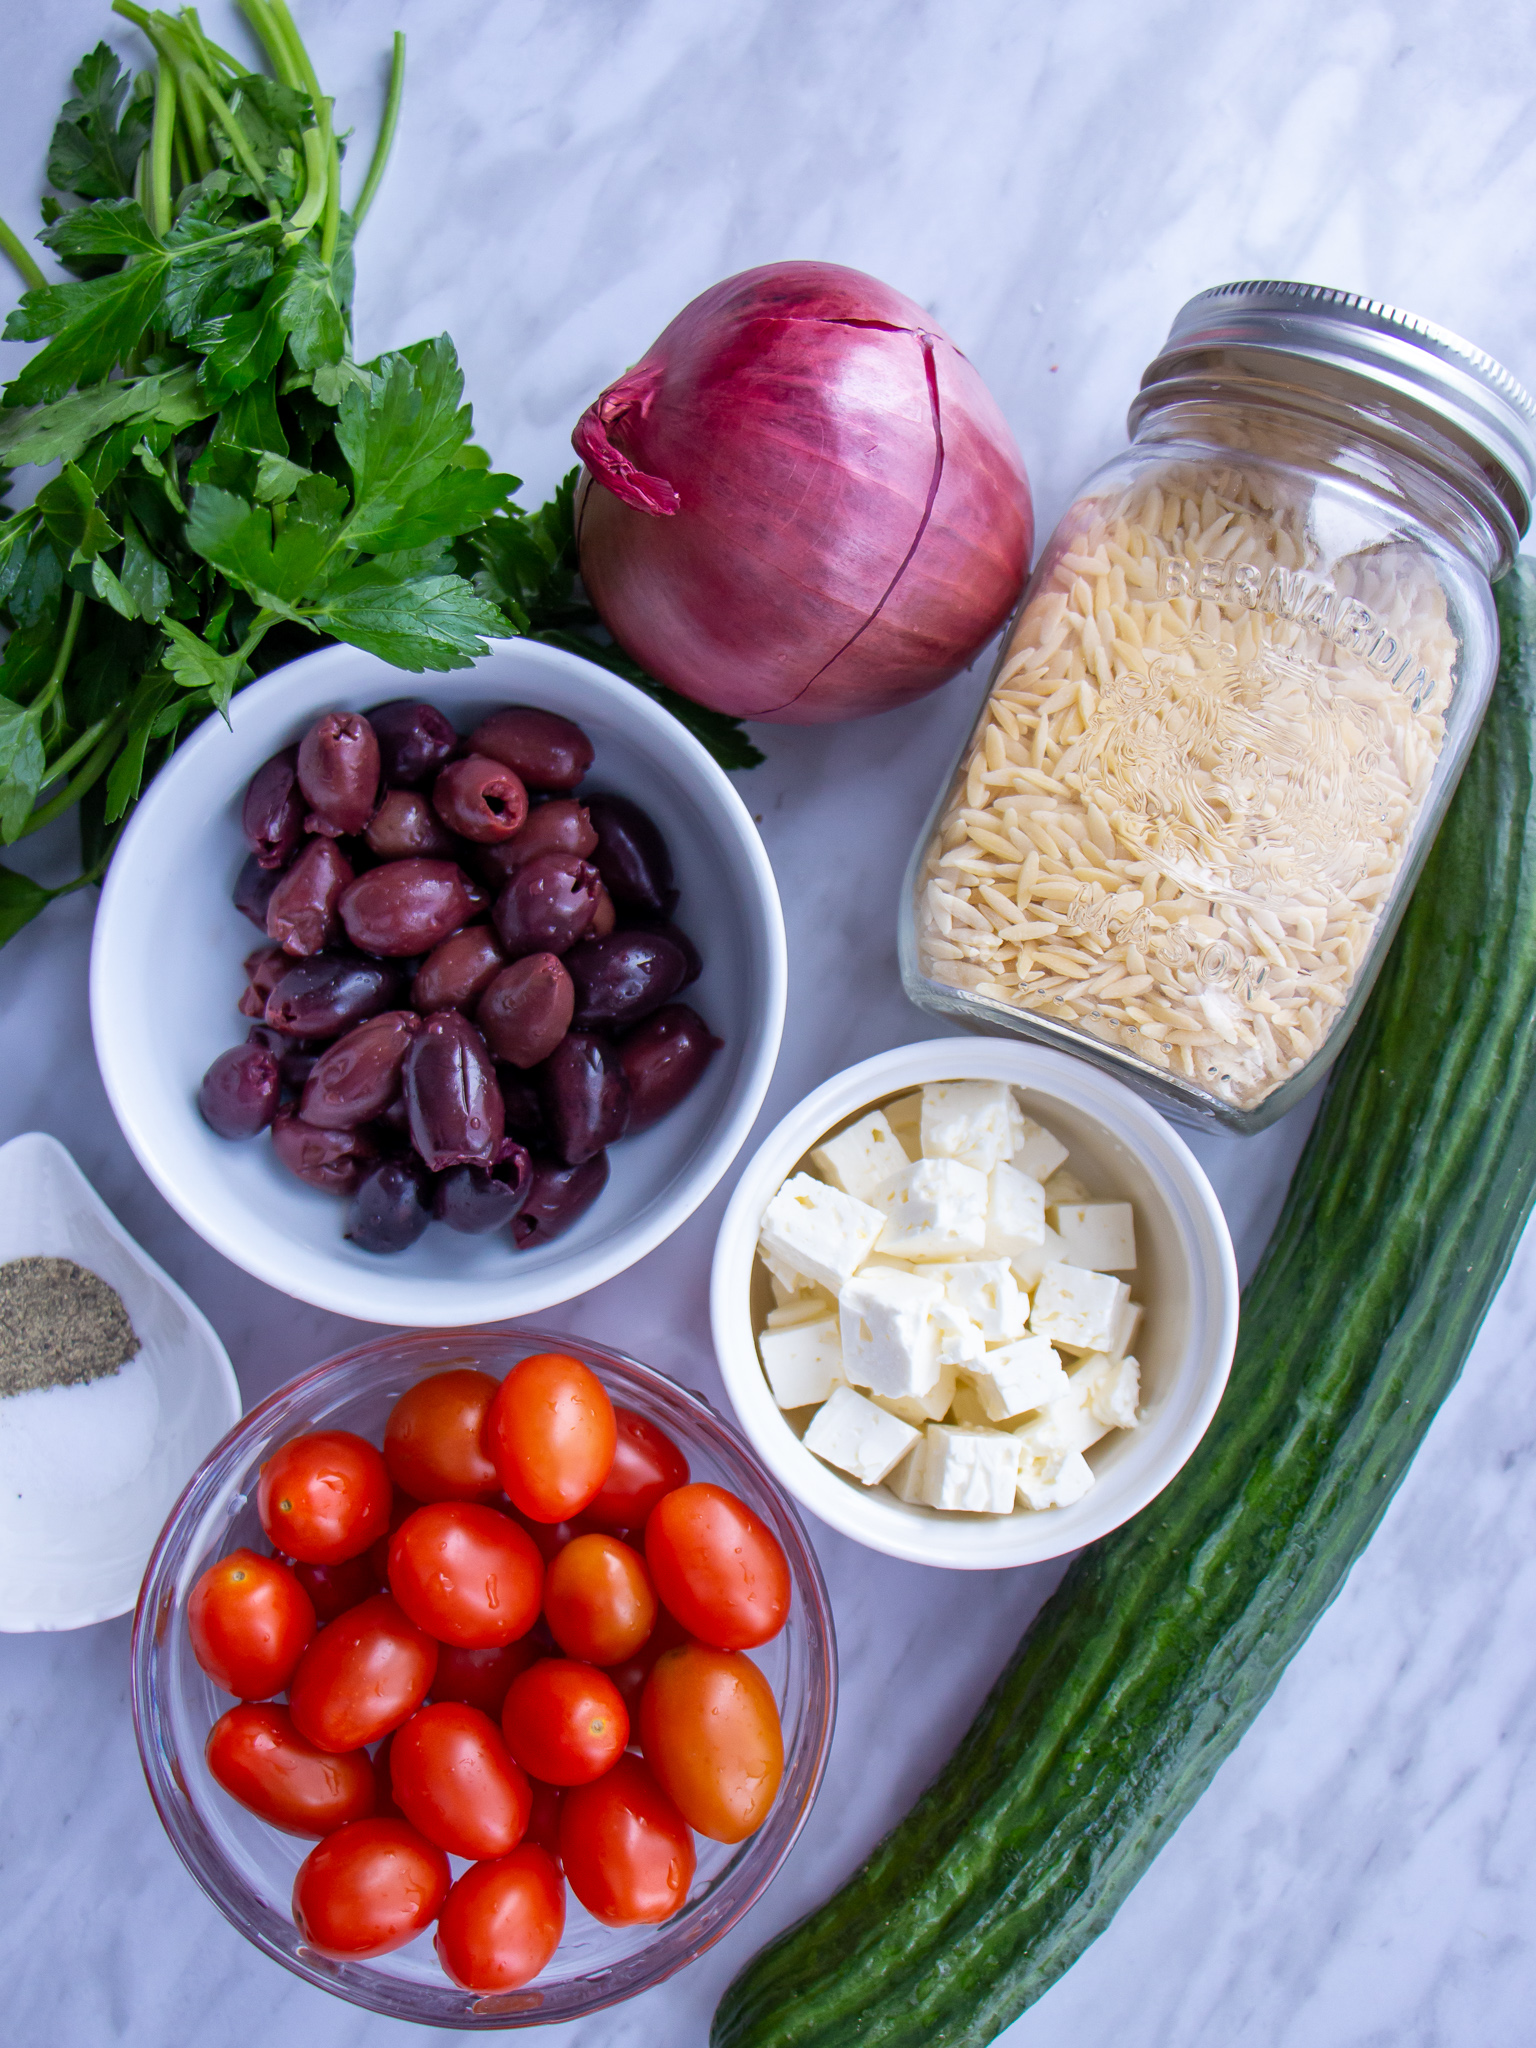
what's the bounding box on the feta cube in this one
[759,1173,885,1293]
[1009,1114,1070,1184]
[919,1081,1024,1176]
[965,1333,1069,1421]
[985,1162,1046,1260]
[871,1357,957,1426]
[1051,1201,1137,1273]
[1029,1262,1130,1354]
[1009,1221,1065,1293]
[1042,1166,1093,1206]
[1013,1375,1110,1458]
[932,1299,987,1369]
[920,1424,1023,1513]
[1106,1296,1142,1361]
[761,1247,816,1303]
[1078,1350,1142,1428]
[885,1434,931,1504]
[811,1110,909,1202]
[948,1377,995,1429]
[838,1267,945,1399]
[1016,1447,1096,1510]
[874,1158,989,1261]
[804,1386,920,1486]
[764,1289,837,1330]
[922,1259,1026,1342]
[882,1091,923,1159]
[758,1318,842,1408]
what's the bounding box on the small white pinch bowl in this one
[91,641,786,1325]
[711,1039,1238,1570]
[0,1132,240,1630]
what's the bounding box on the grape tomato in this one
[206,1703,376,1838]
[287,1592,438,1752]
[488,1352,617,1523]
[558,1755,694,1926]
[435,1847,566,1993]
[383,1369,501,1503]
[543,1534,657,1666]
[389,1702,532,1861]
[257,1430,392,1566]
[292,1817,449,1959]
[638,1644,784,1843]
[582,1407,689,1530]
[188,1548,315,1699]
[645,1482,791,1650]
[387,1501,544,1648]
[501,1659,628,1787]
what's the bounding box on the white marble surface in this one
[4,2,1536,2043]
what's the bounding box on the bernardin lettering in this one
[1157,554,1445,708]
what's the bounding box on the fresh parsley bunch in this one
[0,3,760,951]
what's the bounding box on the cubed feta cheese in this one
[758,1318,842,1408]
[985,1161,1046,1260]
[764,1289,837,1330]
[932,1299,987,1369]
[761,1247,816,1302]
[1050,1201,1137,1272]
[874,1158,989,1261]
[1009,1220,1065,1293]
[811,1110,909,1202]
[759,1173,885,1293]
[1009,1114,1070,1184]
[965,1333,1069,1421]
[948,1378,995,1428]
[920,1424,1023,1513]
[871,1357,957,1426]
[1076,1350,1142,1428]
[924,1259,1026,1342]
[1016,1447,1095,1510]
[885,1434,930,1504]
[838,1267,945,1399]
[919,1081,1024,1176]
[1013,1375,1110,1458]
[882,1091,923,1159]
[804,1386,920,1486]
[1029,1262,1130,1354]
[1042,1166,1093,1206]
[1106,1296,1142,1361]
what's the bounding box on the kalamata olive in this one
[198,1042,281,1138]
[585,794,675,915]
[338,859,477,957]
[242,746,305,869]
[513,1153,610,1246]
[365,788,457,860]
[497,1072,550,1149]
[264,954,408,1039]
[565,931,687,1030]
[367,699,459,788]
[589,883,617,939]
[432,755,529,844]
[300,1011,422,1130]
[651,921,703,986]
[346,1158,433,1254]
[403,1011,505,1171]
[412,926,505,1012]
[492,853,601,959]
[234,852,284,929]
[619,1004,723,1131]
[270,1107,379,1194]
[433,1143,534,1234]
[238,943,290,1018]
[476,954,574,1068]
[540,1031,629,1164]
[297,712,380,836]
[266,838,354,956]
[475,799,598,887]
[471,706,594,792]
[369,1093,414,1147]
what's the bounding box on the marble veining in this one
[3,1,1536,2043]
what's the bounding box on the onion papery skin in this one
[572,262,1033,725]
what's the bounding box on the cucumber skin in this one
[713,562,1536,2048]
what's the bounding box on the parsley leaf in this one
[45,44,151,204]
[37,196,162,263]
[338,337,473,544]
[2,261,171,406]
[311,567,510,670]
[0,864,52,945]
[160,620,246,715]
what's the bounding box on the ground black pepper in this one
[0,1257,140,1398]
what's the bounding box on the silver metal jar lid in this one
[1131,279,1536,547]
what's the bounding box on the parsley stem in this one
[112,3,214,176]
[263,0,340,264]
[147,59,178,239]
[39,715,112,792]
[354,33,406,230]
[0,213,45,293]
[18,715,126,841]
[37,592,85,716]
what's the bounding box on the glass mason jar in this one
[900,281,1536,1133]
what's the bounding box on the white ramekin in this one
[711,1038,1238,1569]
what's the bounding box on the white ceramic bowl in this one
[0,1132,241,1629]
[91,642,785,1325]
[711,1039,1238,1569]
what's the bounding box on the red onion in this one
[572,262,1033,725]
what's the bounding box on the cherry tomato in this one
[429,1639,542,1715]
[501,1659,628,1786]
[606,1602,691,1720]
[188,1548,315,1698]
[487,1352,616,1522]
[292,1817,449,1959]
[288,1592,439,1752]
[383,1369,501,1503]
[206,1703,375,1837]
[543,1534,657,1665]
[582,1407,688,1531]
[638,1644,784,1843]
[258,1430,392,1565]
[390,1702,532,1860]
[366,1487,420,1583]
[645,1483,791,1650]
[434,1846,565,1993]
[387,1502,543,1648]
[289,1553,379,1627]
[524,1781,563,1870]
[558,1754,695,1925]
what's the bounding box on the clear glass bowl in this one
[131,1329,837,2027]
